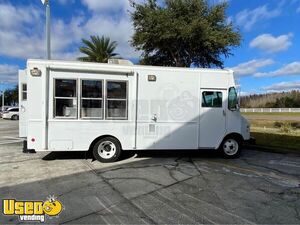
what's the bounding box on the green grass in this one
[242,112,300,151]
[242,112,300,117]
[251,131,300,151]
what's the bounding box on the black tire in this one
[11,115,19,120]
[92,137,122,163]
[220,136,242,159]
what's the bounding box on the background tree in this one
[131,0,241,67]
[0,85,18,106]
[78,35,119,63]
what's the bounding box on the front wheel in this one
[92,137,122,163]
[220,137,242,158]
[11,115,19,120]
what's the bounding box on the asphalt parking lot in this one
[0,119,300,224]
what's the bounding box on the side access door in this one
[18,70,27,138]
[199,89,226,149]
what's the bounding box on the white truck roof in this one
[27,59,233,74]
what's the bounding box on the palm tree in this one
[78,35,119,63]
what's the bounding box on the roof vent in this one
[108,59,133,65]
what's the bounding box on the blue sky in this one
[0,0,300,95]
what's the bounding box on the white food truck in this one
[19,59,253,162]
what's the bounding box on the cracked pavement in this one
[0,119,300,224]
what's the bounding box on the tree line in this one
[240,91,300,108]
[0,86,18,107]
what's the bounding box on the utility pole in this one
[0,82,3,111]
[1,89,4,112]
[41,0,51,59]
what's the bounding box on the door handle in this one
[21,105,26,112]
[223,110,226,116]
[151,114,157,122]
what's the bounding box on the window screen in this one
[202,91,223,108]
[54,79,77,118]
[106,81,127,119]
[81,80,103,119]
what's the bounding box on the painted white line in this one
[183,193,256,225]
[0,140,23,145]
[2,136,24,141]
[269,160,300,168]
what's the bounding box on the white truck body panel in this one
[18,70,27,138]
[20,59,250,152]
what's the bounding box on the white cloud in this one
[250,33,293,53]
[81,0,130,12]
[235,5,281,31]
[263,81,300,91]
[254,62,300,77]
[0,2,141,61]
[0,4,42,29]
[0,64,19,83]
[230,59,274,77]
[57,0,75,5]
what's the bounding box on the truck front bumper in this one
[245,137,256,145]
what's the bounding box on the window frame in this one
[80,79,104,120]
[53,78,78,119]
[21,83,27,101]
[105,80,128,120]
[228,87,239,111]
[201,91,223,108]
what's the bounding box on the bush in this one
[274,122,283,128]
[291,122,300,129]
[279,123,293,133]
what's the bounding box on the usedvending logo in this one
[2,196,63,223]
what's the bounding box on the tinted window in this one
[54,79,77,118]
[22,84,27,91]
[55,99,77,117]
[228,87,238,110]
[55,79,76,97]
[107,81,127,99]
[202,91,223,108]
[106,81,128,119]
[82,80,102,98]
[107,101,127,118]
[81,80,103,119]
[22,83,27,100]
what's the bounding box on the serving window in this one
[106,81,128,120]
[81,80,103,119]
[54,79,77,118]
[53,78,128,120]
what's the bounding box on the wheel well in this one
[89,135,122,151]
[219,133,244,148]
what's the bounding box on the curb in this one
[245,144,300,155]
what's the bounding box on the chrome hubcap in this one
[223,139,239,156]
[98,141,116,159]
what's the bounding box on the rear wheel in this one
[92,137,122,163]
[220,137,242,158]
[11,115,19,120]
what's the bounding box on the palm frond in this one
[78,35,120,63]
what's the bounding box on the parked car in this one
[2,107,19,120]
[0,106,11,118]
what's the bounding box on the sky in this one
[0,0,299,95]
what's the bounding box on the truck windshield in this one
[228,87,238,110]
